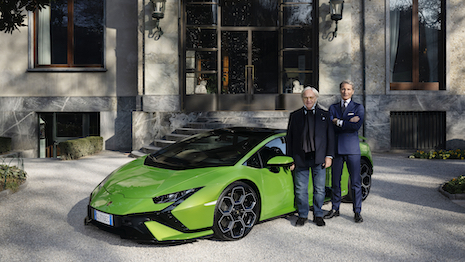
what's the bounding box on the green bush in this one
[0,137,12,154]
[0,164,27,192]
[442,175,465,194]
[58,136,103,160]
[409,149,465,160]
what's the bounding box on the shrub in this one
[409,149,465,160]
[442,175,465,194]
[0,137,12,154]
[0,164,27,192]
[58,136,103,160]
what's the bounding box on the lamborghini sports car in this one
[85,127,373,243]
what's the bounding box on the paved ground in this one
[1,151,465,262]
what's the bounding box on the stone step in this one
[164,133,190,142]
[174,127,212,136]
[154,139,176,148]
[129,150,147,158]
[184,122,233,129]
[130,111,291,158]
[141,145,161,154]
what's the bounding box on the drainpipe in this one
[361,0,366,137]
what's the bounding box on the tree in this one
[0,0,50,33]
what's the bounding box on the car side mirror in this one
[266,156,294,173]
[267,156,294,166]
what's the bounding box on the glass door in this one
[183,0,317,111]
[219,30,278,110]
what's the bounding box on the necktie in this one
[342,102,347,112]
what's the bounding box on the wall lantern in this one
[329,0,344,38]
[150,0,166,40]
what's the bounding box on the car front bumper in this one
[85,205,213,243]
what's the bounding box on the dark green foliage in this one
[0,164,27,191]
[58,136,103,160]
[0,0,50,33]
[0,137,12,154]
[443,175,465,194]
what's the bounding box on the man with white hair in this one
[286,87,335,227]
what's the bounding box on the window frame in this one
[389,0,446,91]
[31,0,106,70]
[180,0,318,96]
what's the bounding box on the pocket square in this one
[348,112,355,116]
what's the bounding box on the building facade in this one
[1,0,464,157]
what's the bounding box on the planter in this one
[438,183,465,200]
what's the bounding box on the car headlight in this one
[153,187,202,204]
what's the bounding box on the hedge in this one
[58,136,103,160]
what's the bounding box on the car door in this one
[245,136,296,220]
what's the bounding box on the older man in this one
[325,80,365,223]
[286,87,335,227]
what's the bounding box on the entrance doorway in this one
[39,112,100,158]
[182,0,318,111]
[218,30,278,110]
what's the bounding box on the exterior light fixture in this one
[329,0,344,39]
[150,0,166,40]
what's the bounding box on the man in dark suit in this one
[286,87,335,227]
[325,80,365,223]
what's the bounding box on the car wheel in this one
[213,181,260,241]
[343,158,373,202]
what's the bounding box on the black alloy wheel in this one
[343,158,373,202]
[212,181,260,241]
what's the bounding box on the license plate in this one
[94,210,114,226]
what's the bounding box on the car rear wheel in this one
[343,158,373,202]
[212,181,260,241]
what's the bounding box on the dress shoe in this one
[354,213,363,223]
[295,217,307,227]
[313,216,326,227]
[323,210,340,219]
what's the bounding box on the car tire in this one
[212,181,260,241]
[342,158,373,202]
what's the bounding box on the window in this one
[183,0,317,95]
[244,137,287,168]
[389,0,445,90]
[34,0,104,68]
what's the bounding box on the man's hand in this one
[290,163,295,171]
[332,118,339,125]
[322,157,332,168]
[349,116,360,122]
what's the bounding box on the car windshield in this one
[144,129,275,170]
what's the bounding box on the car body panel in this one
[144,221,214,241]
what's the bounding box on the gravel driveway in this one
[1,151,464,262]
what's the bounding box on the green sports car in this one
[85,127,373,243]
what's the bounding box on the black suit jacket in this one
[286,105,335,166]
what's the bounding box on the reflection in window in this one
[35,0,104,67]
[390,0,444,90]
[186,28,217,48]
[55,112,100,137]
[221,31,248,94]
[186,4,218,25]
[283,4,313,25]
[222,0,278,26]
[184,1,317,95]
[282,1,315,93]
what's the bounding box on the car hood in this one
[103,158,222,199]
